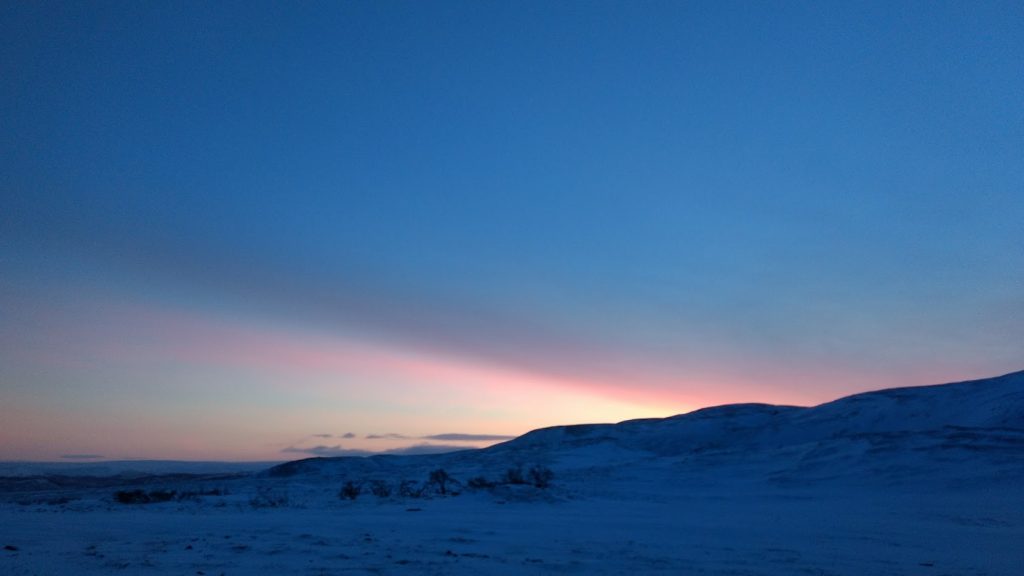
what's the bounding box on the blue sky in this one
[1,1,1022,460]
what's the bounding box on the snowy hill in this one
[3,371,1022,575]
[503,369,1024,452]
[270,370,1024,488]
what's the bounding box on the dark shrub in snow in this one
[114,489,176,504]
[114,490,147,504]
[398,479,423,498]
[467,476,494,489]
[339,480,361,500]
[528,465,554,488]
[369,479,391,498]
[504,465,526,485]
[428,469,452,495]
[249,486,289,508]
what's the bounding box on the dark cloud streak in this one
[281,445,371,457]
[385,444,468,456]
[422,433,514,441]
[281,443,471,457]
[364,432,514,442]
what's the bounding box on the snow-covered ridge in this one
[267,370,1024,485]
[2,371,1021,576]
[501,369,1024,453]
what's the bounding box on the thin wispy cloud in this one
[281,443,471,457]
[364,432,513,442]
[385,444,468,456]
[422,433,514,442]
[282,430,505,459]
[281,445,371,457]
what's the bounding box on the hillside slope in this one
[270,370,1024,487]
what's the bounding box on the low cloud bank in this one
[422,433,514,441]
[281,443,470,457]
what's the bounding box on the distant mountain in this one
[0,460,281,478]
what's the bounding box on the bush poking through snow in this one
[528,465,554,488]
[114,489,176,504]
[398,479,424,498]
[175,487,228,502]
[467,476,494,489]
[249,486,289,508]
[475,465,554,490]
[504,466,526,485]
[114,487,230,505]
[339,480,362,501]
[334,465,552,502]
[114,490,147,504]
[369,479,391,498]
[428,469,452,495]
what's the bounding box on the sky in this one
[1,1,1022,461]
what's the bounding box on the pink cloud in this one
[81,300,715,411]
[30,297,967,419]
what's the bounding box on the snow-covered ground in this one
[2,371,1022,575]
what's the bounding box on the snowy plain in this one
[2,370,1022,575]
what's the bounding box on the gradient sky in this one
[2,1,1022,461]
